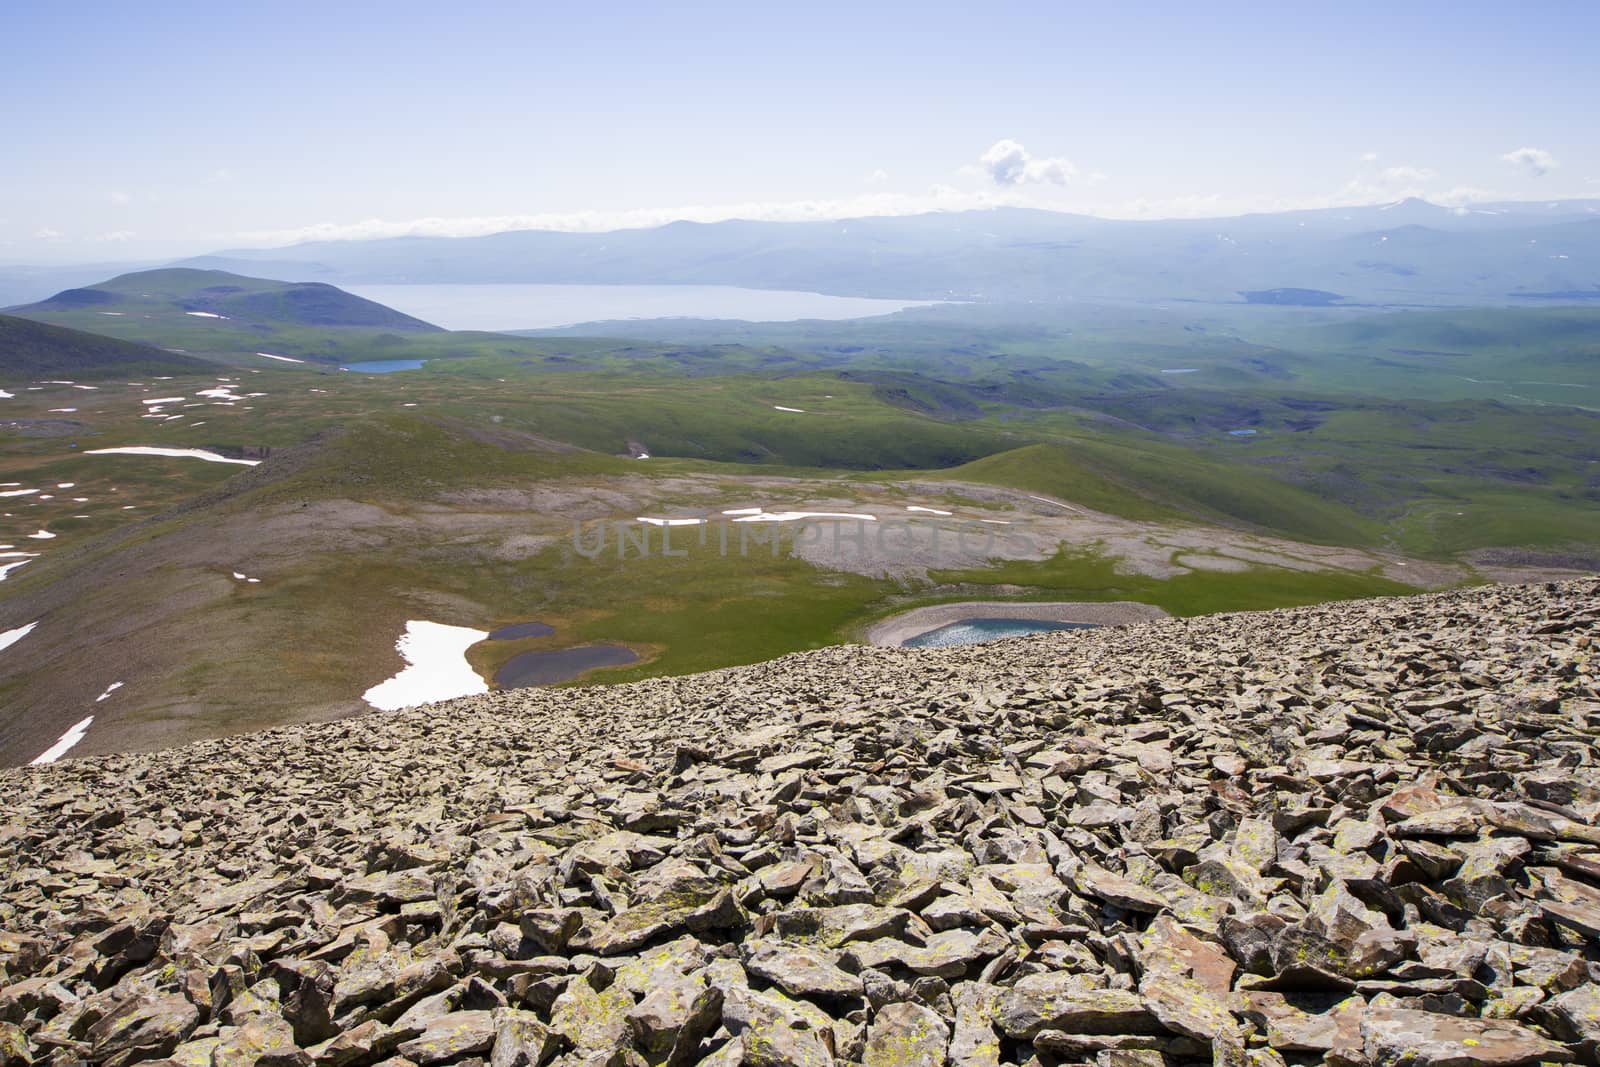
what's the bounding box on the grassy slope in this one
[6,292,1596,762]
[931,439,1386,547]
[8,288,1597,556]
[0,313,214,378]
[926,544,1417,618]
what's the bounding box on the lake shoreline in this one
[865,599,1169,647]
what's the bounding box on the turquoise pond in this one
[903,618,1098,648]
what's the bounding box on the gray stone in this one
[863,1001,949,1067]
[1360,1007,1573,1067]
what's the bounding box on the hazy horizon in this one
[5,0,1598,265]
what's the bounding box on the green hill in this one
[940,440,1384,546]
[0,313,212,378]
[10,268,441,332]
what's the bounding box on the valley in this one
[1,261,1595,767]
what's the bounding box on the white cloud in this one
[865,168,889,185]
[109,191,131,206]
[1360,151,1379,162]
[1501,146,1558,176]
[34,227,62,240]
[978,139,1078,186]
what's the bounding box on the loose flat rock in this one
[0,580,1596,1067]
[1361,1007,1574,1066]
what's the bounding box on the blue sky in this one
[3,0,1596,262]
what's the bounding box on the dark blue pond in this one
[494,645,639,688]
[904,618,1098,648]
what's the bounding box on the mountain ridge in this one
[162,201,1600,306]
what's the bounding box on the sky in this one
[3,0,1598,264]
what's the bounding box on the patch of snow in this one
[732,511,878,523]
[773,405,806,413]
[47,408,77,413]
[143,396,185,405]
[85,446,260,466]
[722,507,763,515]
[0,560,32,581]
[95,681,123,702]
[1026,494,1083,514]
[636,453,650,460]
[979,519,1013,525]
[197,387,244,401]
[906,505,953,516]
[72,385,98,390]
[0,390,12,399]
[30,716,93,764]
[362,620,490,711]
[0,489,38,498]
[184,311,225,319]
[40,380,75,385]
[0,621,38,653]
[256,352,305,363]
[636,517,706,527]
[56,483,74,489]
[28,530,56,540]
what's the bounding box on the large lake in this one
[342,283,943,332]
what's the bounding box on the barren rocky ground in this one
[2,579,1598,1067]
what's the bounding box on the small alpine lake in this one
[485,620,640,688]
[493,644,640,688]
[902,618,1098,648]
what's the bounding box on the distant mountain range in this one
[2,199,1597,310]
[167,198,1600,306]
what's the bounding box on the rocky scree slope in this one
[1,580,1598,1067]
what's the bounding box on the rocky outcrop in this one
[2,579,1598,1066]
